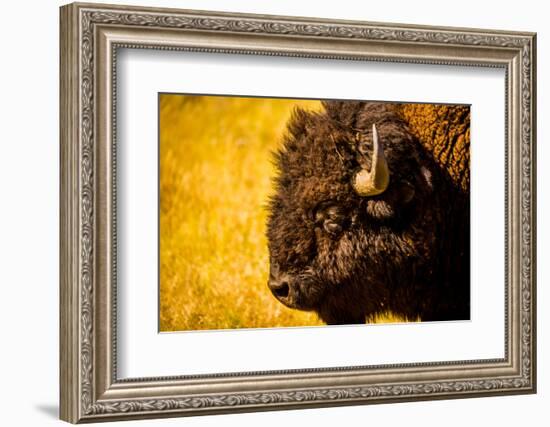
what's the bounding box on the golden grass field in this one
[159,94,404,332]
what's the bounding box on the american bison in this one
[266,101,470,324]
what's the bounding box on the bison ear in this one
[365,179,415,219]
[394,180,415,205]
[390,166,434,207]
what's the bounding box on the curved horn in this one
[352,124,390,197]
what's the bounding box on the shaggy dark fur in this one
[266,101,470,324]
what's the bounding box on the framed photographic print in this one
[60,2,537,423]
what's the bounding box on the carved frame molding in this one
[60,2,536,423]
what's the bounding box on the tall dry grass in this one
[159,94,405,331]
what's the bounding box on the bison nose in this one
[269,278,290,299]
[268,260,294,302]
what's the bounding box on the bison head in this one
[266,101,449,324]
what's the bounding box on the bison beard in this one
[266,101,470,325]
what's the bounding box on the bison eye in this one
[323,220,343,236]
[315,204,347,237]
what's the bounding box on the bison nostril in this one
[271,281,290,299]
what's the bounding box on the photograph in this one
[159,94,471,331]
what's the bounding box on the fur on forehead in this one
[273,101,421,213]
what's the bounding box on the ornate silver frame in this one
[60,2,537,423]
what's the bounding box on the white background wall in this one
[0,0,545,425]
